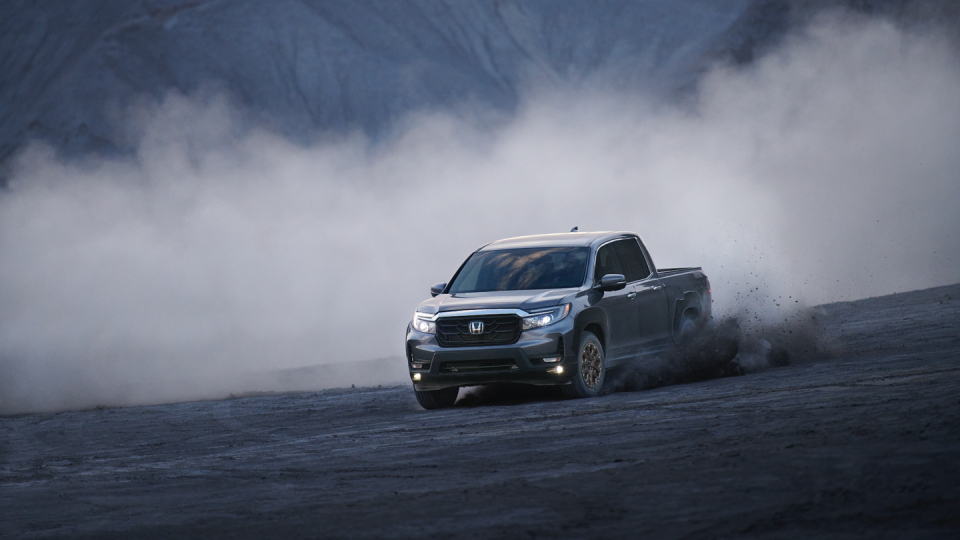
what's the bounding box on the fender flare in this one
[573,307,608,356]
[672,291,704,335]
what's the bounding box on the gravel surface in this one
[2,285,959,539]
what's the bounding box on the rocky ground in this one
[2,284,958,538]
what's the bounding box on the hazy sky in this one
[1,13,958,414]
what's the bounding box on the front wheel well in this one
[583,323,605,352]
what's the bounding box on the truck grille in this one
[439,359,519,373]
[435,315,522,347]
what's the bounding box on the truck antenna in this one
[570,226,578,232]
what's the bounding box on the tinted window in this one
[613,238,651,282]
[594,243,624,281]
[449,247,589,293]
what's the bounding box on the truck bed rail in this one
[657,267,701,276]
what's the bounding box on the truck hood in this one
[417,289,578,315]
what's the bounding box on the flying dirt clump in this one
[606,319,741,393]
[607,310,836,393]
[456,310,835,406]
[733,307,837,371]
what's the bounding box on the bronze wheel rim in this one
[580,342,603,389]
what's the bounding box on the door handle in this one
[652,285,663,291]
[627,292,637,299]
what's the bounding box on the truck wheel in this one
[414,386,460,409]
[562,331,605,399]
[674,310,700,345]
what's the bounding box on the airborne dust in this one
[1,14,958,414]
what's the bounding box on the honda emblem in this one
[468,321,484,334]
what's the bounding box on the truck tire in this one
[562,331,605,399]
[415,386,460,409]
[674,309,700,345]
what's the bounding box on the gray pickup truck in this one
[405,231,711,409]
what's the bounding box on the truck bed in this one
[657,267,701,277]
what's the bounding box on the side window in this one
[613,239,651,282]
[594,244,624,280]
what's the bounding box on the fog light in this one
[412,373,421,381]
[543,356,562,363]
[550,366,564,374]
[412,363,423,369]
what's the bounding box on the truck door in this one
[593,242,641,362]
[612,239,671,350]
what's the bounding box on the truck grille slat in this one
[435,315,521,347]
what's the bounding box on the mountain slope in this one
[0,0,956,173]
[0,0,753,161]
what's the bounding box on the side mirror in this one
[598,274,627,292]
[430,282,447,297]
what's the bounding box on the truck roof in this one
[479,231,635,250]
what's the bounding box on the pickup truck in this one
[405,231,711,409]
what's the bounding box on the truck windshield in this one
[448,247,589,293]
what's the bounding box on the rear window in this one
[448,247,590,293]
[612,238,651,282]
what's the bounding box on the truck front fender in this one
[573,307,608,356]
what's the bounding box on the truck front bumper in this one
[405,318,577,391]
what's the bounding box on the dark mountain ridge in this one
[0,0,956,182]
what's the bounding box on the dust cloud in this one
[1,14,958,414]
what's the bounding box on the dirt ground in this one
[2,284,959,539]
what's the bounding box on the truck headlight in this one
[412,312,437,334]
[522,304,570,330]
